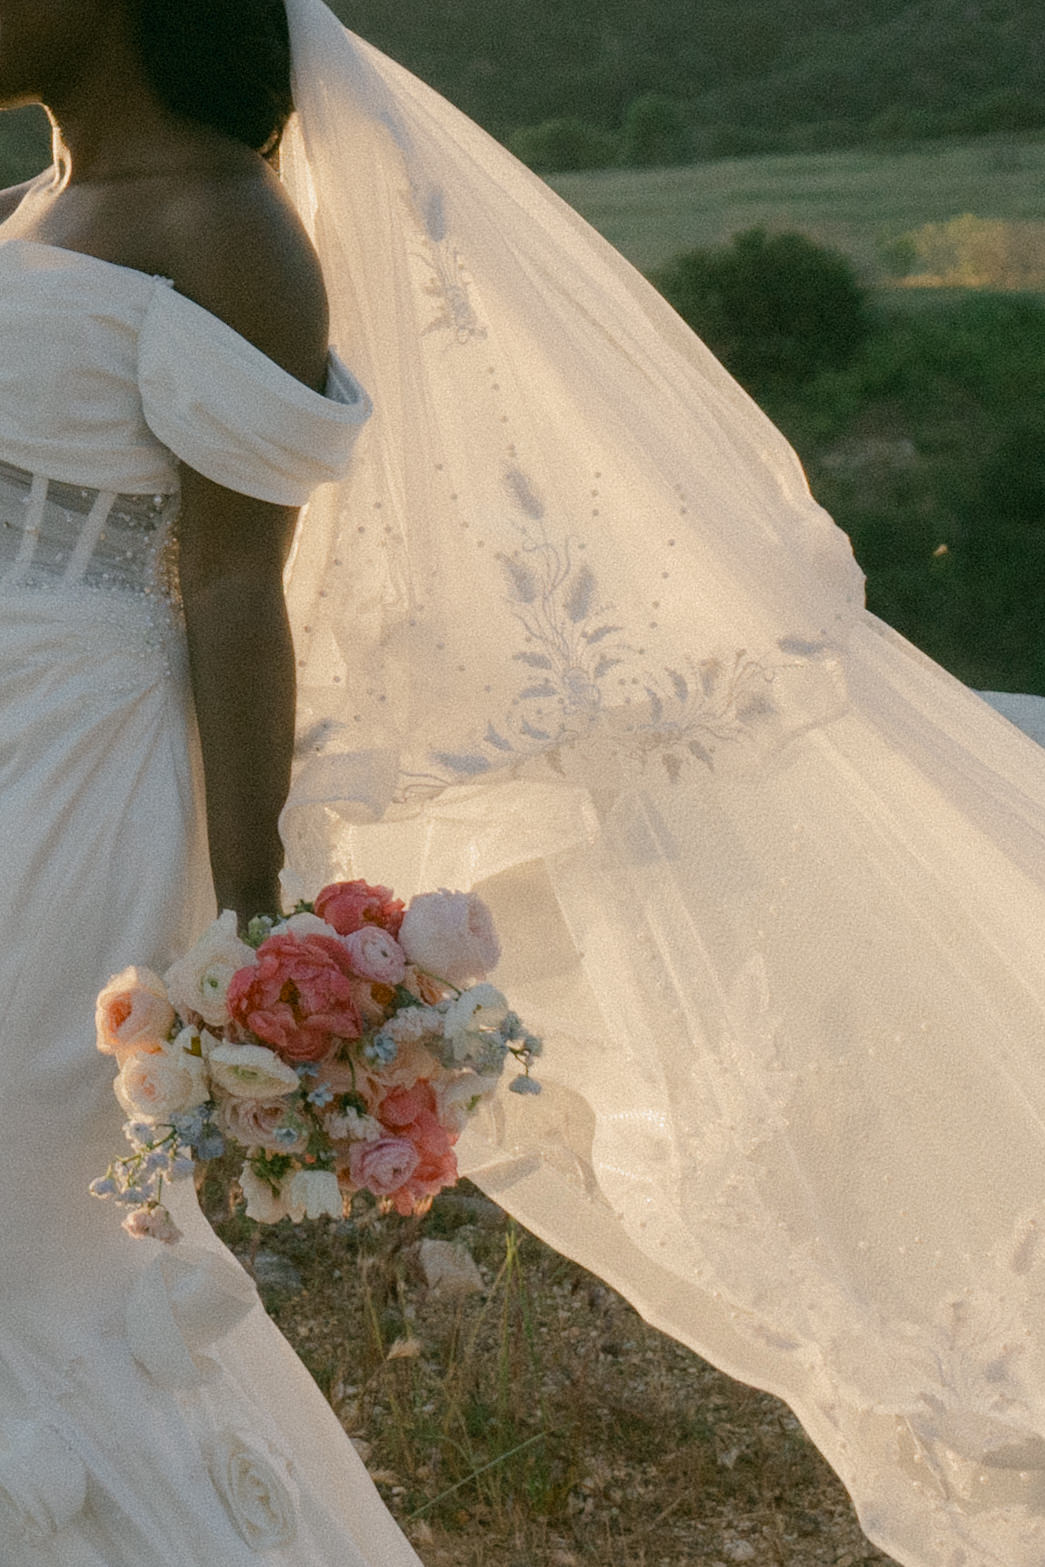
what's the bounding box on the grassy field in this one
[548,135,1045,284]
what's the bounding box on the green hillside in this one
[329,0,1043,147]
[548,137,1045,283]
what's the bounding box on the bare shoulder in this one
[157,164,330,393]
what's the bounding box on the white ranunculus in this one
[398,889,501,986]
[207,1430,298,1550]
[207,1042,300,1100]
[238,1163,289,1224]
[271,912,339,939]
[164,910,256,1029]
[115,1040,210,1121]
[283,1168,343,1222]
[443,984,509,1039]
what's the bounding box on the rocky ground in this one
[203,1175,899,1567]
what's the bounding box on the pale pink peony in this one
[398,891,501,987]
[341,925,406,986]
[348,1136,419,1197]
[122,1204,183,1243]
[226,933,361,1063]
[315,879,405,938]
[217,1096,307,1153]
[96,966,175,1062]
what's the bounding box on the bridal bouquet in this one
[90,880,541,1243]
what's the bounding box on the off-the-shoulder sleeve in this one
[138,282,372,506]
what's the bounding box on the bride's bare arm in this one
[176,470,299,925]
[164,174,331,926]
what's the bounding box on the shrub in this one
[618,92,691,168]
[507,117,618,173]
[650,227,873,393]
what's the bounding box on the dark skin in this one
[0,0,331,926]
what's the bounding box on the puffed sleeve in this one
[138,281,372,506]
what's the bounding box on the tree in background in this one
[650,227,873,394]
[618,93,691,167]
[507,118,619,174]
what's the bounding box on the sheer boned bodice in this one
[0,457,180,600]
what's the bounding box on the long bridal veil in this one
[278,2,1045,1562]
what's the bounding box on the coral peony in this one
[226,933,361,1063]
[315,879,405,938]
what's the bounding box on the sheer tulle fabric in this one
[279,3,1045,1562]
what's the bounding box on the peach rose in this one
[217,1096,308,1153]
[315,879,405,938]
[96,966,175,1062]
[114,1039,210,1120]
[226,933,361,1063]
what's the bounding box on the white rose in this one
[207,1042,300,1100]
[238,1163,289,1224]
[207,1430,298,1550]
[114,1040,210,1121]
[398,890,501,986]
[164,911,256,1029]
[283,1168,343,1222]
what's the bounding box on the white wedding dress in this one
[0,236,423,1565]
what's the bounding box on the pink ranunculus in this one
[341,925,407,986]
[348,1136,420,1197]
[315,879,406,939]
[122,1204,183,1244]
[388,1144,460,1216]
[226,933,361,1064]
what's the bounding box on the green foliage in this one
[321,0,1043,155]
[651,227,873,393]
[0,106,51,185]
[507,118,618,174]
[762,292,1045,691]
[618,93,691,168]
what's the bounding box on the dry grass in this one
[202,1173,897,1567]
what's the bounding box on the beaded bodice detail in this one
[0,458,179,600]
